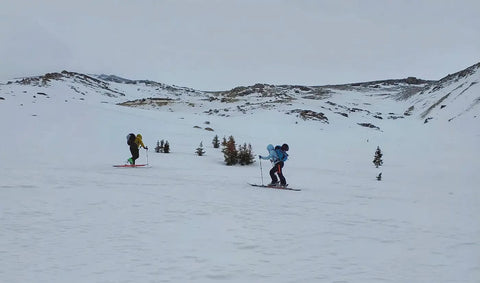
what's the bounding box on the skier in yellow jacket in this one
[127,133,148,165]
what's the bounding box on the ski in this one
[113,164,149,168]
[249,183,301,191]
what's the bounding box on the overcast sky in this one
[1,0,479,90]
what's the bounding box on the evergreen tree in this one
[222,136,238,165]
[221,136,227,147]
[238,143,255,165]
[155,139,166,153]
[196,142,206,156]
[212,135,220,148]
[246,143,255,165]
[164,140,170,153]
[373,146,383,168]
[160,140,165,151]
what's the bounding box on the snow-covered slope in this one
[0,64,479,282]
[406,62,480,123]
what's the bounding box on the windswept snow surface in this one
[1,86,479,282]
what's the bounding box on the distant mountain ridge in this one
[1,62,479,127]
[409,62,480,121]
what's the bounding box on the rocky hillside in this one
[405,62,480,123]
[1,62,479,129]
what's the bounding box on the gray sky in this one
[1,0,479,90]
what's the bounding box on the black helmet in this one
[281,143,289,151]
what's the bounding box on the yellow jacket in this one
[135,134,147,149]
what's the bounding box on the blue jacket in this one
[259,144,278,162]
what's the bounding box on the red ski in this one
[113,164,149,168]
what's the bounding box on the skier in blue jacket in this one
[259,143,289,187]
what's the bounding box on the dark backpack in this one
[127,133,136,146]
[274,146,288,162]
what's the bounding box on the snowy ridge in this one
[2,63,479,129]
[407,62,480,122]
[3,70,202,104]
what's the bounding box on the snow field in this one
[1,89,479,282]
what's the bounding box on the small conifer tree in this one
[222,136,238,165]
[163,140,170,153]
[196,142,206,156]
[156,139,167,153]
[373,146,383,168]
[238,143,255,165]
[221,136,227,147]
[212,135,220,148]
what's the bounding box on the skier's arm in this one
[260,151,278,161]
[138,139,147,149]
[259,151,273,160]
[259,154,269,160]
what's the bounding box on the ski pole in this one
[146,148,149,165]
[259,156,264,186]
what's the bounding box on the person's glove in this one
[145,146,148,150]
[259,155,262,158]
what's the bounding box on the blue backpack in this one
[274,146,288,162]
